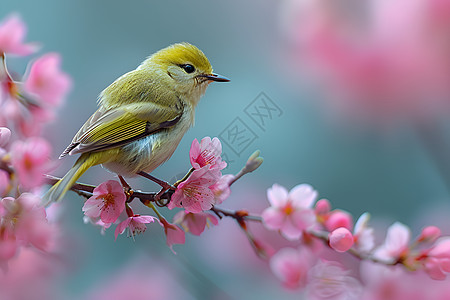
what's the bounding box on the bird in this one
[42,42,229,206]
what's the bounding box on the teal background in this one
[2,0,450,299]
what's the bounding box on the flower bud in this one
[329,227,354,252]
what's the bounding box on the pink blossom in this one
[168,166,220,213]
[270,247,315,289]
[0,246,64,300]
[210,174,234,205]
[0,14,37,56]
[0,127,11,147]
[373,222,411,263]
[189,136,226,170]
[280,0,450,125]
[173,211,218,236]
[423,237,450,280]
[418,226,441,243]
[307,261,362,300]
[0,193,55,264]
[262,184,318,240]
[159,218,185,253]
[10,137,52,190]
[24,53,72,106]
[114,215,156,240]
[18,105,56,137]
[324,210,353,232]
[353,212,375,253]
[82,180,126,224]
[315,198,331,216]
[329,227,354,252]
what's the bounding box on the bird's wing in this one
[59,101,183,158]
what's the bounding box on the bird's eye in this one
[181,64,195,74]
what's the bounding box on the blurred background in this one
[3,0,450,299]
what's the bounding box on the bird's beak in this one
[200,73,230,82]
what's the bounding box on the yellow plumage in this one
[42,43,229,205]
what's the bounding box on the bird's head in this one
[143,42,229,105]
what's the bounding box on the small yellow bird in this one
[42,42,229,206]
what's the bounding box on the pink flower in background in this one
[10,137,51,190]
[18,105,55,137]
[329,227,354,252]
[173,211,219,236]
[423,237,450,280]
[373,222,411,263]
[262,184,318,240]
[24,53,72,105]
[189,136,227,170]
[210,174,234,205]
[280,0,450,124]
[352,212,375,253]
[159,218,185,254]
[114,215,156,240]
[82,256,191,300]
[0,14,37,56]
[270,247,315,289]
[418,226,441,244]
[307,261,362,300]
[0,193,55,264]
[168,166,220,213]
[324,209,353,232]
[82,180,126,224]
[0,127,11,147]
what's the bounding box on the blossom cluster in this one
[262,183,450,298]
[280,0,450,125]
[82,137,233,253]
[0,13,71,269]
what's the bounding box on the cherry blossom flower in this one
[418,226,441,244]
[360,261,429,300]
[159,218,185,254]
[168,166,220,213]
[114,215,156,240]
[210,174,234,205]
[0,193,55,264]
[324,210,353,232]
[24,53,72,106]
[10,137,52,190]
[0,14,37,56]
[373,222,411,263]
[352,212,375,253]
[422,237,450,280]
[173,211,218,236]
[82,180,126,224]
[329,227,354,252]
[270,247,315,289]
[189,136,226,170]
[262,183,318,240]
[315,198,331,217]
[307,261,362,300]
[280,0,450,125]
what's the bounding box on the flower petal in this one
[267,184,289,207]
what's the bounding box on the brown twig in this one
[44,174,173,206]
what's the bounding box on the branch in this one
[44,174,173,206]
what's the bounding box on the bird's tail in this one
[41,155,91,207]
